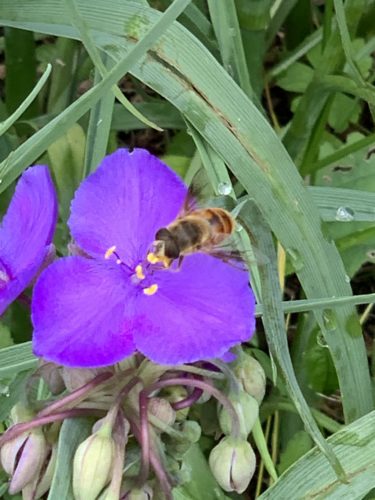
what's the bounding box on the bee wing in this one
[180,169,235,217]
[206,236,269,268]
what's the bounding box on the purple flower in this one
[32,149,255,367]
[0,166,57,315]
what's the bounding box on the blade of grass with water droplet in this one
[309,186,375,222]
[240,201,345,478]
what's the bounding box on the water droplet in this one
[344,274,351,283]
[335,206,354,222]
[218,181,232,196]
[286,248,304,271]
[316,331,328,348]
[0,384,9,397]
[0,179,3,184]
[366,249,375,261]
[235,224,243,232]
[97,119,103,126]
[322,309,337,332]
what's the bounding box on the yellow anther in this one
[147,252,160,264]
[104,245,117,259]
[135,264,145,280]
[143,284,158,296]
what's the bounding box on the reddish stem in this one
[129,418,173,500]
[37,371,113,417]
[0,408,105,448]
[147,377,240,439]
[171,386,203,410]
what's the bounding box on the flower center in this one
[104,246,159,296]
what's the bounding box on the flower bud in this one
[148,397,176,430]
[62,367,110,392]
[38,361,65,394]
[73,424,115,500]
[34,443,58,498]
[21,443,58,500]
[209,437,256,493]
[1,428,48,494]
[166,420,201,459]
[218,390,259,438]
[232,353,266,404]
[125,484,153,499]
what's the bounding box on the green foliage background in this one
[0,0,374,498]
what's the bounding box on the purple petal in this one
[69,149,186,266]
[0,166,57,315]
[32,257,136,367]
[133,254,256,364]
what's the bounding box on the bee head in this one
[154,228,180,259]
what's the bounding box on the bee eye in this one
[155,228,171,240]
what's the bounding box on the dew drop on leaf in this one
[335,206,355,222]
[217,181,232,196]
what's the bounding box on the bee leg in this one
[177,255,185,270]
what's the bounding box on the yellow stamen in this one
[147,252,160,264]
[104,245,117,259]
[143,284,158,296]
[135,264,145,280]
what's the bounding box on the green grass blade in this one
[258,410,375,499]
[48,418,92,500]
[309,186,375,222]
[4,27,38,117]
[47,38,79,114]
[82,63,115,177]
[65,0,163,132]
[0,63,51,136]
[0,342,36,378]
[207,0,253,98]
[333,0,366,85]
[111,102,184,131]
[0,0,192,192]
[0,371,31,421]
[305,132,375,173]
[241,203,345,478]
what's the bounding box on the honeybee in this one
[147,182,242,269]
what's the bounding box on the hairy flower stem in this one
[106,410,128,499]
[173,365,225,380]
[0,408,105,447]
[171,386,203,410]
[148,377,241,439]
[37,372,113,417]
[129,418,173,500]
[138,390,151,485]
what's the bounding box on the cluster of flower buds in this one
[209,351,266,493]
[0,349,266,499]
